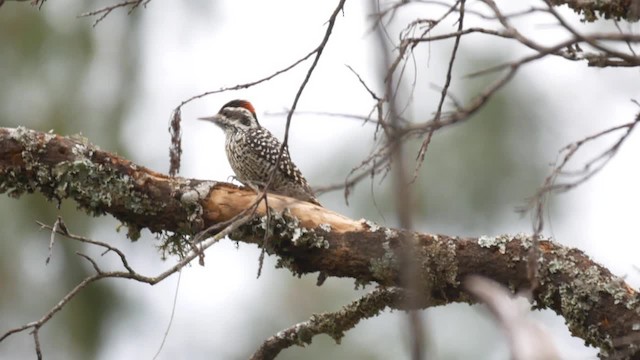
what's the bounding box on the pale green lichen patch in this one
[273,209,329,249]
[69,133,93,147]
[478,234,539,254]
[362,219,380,232]
[604,277,639,310]
[547,259,564,274]
[0,128,170,240]
[52,160,131,211]
[180,181,213,205]
[478,235,508,254]
[177,181,213,233]
[228,208,330,275]
[369,240,399,284]
[384,227,398,240]
[534,246,640,352]
[421,236,459,289]
[547,0,637,22]
[70,140,94,158]
[13,127,47,172]
[513,233,533,249]
[2,128,57,197]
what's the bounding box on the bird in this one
[199,99,321,206]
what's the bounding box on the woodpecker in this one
[199,100,321,206]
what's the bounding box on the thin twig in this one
[79,0,151,27]
[413,0,466,181]
[1,216,246,353]
[152,270,182,360]
[521,108,640,287]
[250,287,430,360]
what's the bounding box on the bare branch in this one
[341,0,629,200]
[266,0,347,206]
[523,109,640,235]
[250,288,435,360]
[79,0,151,27]
[414,0,466,180]
[1,207,243,356]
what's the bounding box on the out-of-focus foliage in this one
[0,1,140,358]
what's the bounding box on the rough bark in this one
[549,0,640,22]
[1,127,639,358]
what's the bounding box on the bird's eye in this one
[239,116,252,127]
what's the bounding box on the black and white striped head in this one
[199,100,261,133]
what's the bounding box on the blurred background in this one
[1,0,639,359]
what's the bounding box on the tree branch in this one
[250,287,433,360]
[1,127,639,357]
[548,0,640,22]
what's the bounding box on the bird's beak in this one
[199,114,226,130]
[198,114,220,123]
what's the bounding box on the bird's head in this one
[199,99,260,133]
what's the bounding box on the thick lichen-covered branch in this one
[1,127,639,357]
[0,127,213,239]
[548,0,639,22]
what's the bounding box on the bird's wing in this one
[245,128,314,192]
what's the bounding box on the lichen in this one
[533,245,640,352]
[547,259,564,274]
[50,159,156,220]
[177,181,213,234]
[271,209,329,249]
[421,236,459,289]
[603,277,639,310]
[478,235,508,254]
[362,219,380,232]
[547,0,638,22]
[369,240,399,283]
[384,227,398,240]
[0,128,168,240]
[514,233,533,249]
[229,208,330,274]
[158,231,190,259]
